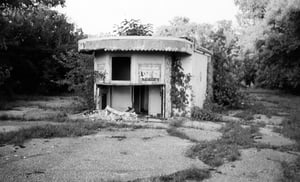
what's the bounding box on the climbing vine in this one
[94,70,107,82]
[171,57,191,116]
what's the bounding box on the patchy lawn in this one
[0,95,84,122]
[186,122,259,167]
[0,120,144,145]
[131,167,210,182]
[1,90,300,181]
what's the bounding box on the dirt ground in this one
[0,91,299,181]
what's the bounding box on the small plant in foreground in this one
[281,157,300,182]
[166,127,194,141]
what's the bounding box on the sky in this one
[56,0,239,35]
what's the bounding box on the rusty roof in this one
[78,36,212,55]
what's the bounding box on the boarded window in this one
[112,57,131,80]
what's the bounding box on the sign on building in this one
[96,63,105,72]
[139,64,161,83]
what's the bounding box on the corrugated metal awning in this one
[78,36,195,55]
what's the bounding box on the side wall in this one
[181,51,209,111]
[191,52,208,108]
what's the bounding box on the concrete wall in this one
[178,51,209,113]
[148,86,162,116]
[111,86,131,111]
[191,52,208,108]
[94,52,166,85]
[164,56,172,118]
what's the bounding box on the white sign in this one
[139,64,161,83]
[96,63,105,72]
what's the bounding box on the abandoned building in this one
[78,36,212,118]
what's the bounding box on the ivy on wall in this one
[94,70,107,82]
[170,57,191,116]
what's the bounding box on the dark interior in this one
[133,86,149,114]
[111,57,131,80]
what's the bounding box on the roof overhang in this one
[78,36,195,55]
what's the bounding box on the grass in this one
[233,110,255,120]
[233,102,274,120]
[187,140,239,167]
[0,120,142,145]
[248,89,300,181]
[130,167,211,182]
[275,109,300,181]
[0,111,68,122]
[187,122,259,167]
[166,127,196,142]
[169,117,185,127]
[275,111,300,143]
[281,157,300,182]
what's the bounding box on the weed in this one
[220,122,258,147]
[281,157,300,182]
[166,127,193,141]
[277,111,300,142]
[191,106,221,122]
[131,167,210,182]
[169,117,185,127]
[187,122,259,167]
[187,140,240,167]
[233,110,254,120]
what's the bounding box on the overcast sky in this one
[56,0,239,35]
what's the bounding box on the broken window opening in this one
[111,57,131,81]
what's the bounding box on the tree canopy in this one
[157,17,244,107]
[113,19,153,36]
[0,0,85,96]
[236,0,300,91]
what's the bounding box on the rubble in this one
[83,106,137,122]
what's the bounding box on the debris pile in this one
[83,106,137,121]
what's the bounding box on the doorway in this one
[133,86,149,114]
